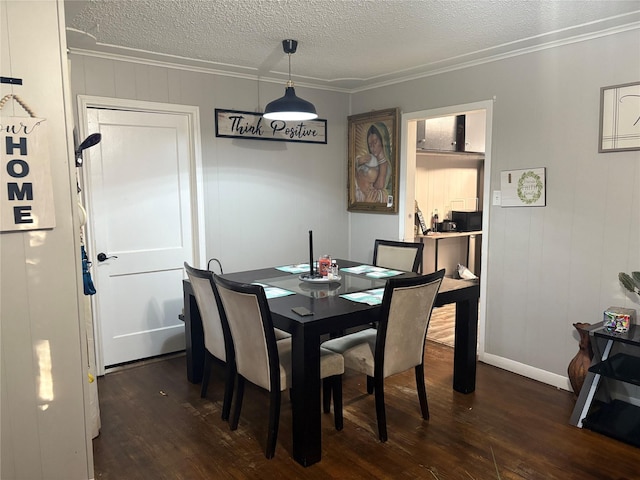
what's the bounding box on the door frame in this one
[399,99,493,360]
[77,95,205,374]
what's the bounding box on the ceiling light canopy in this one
[263,39,318,122]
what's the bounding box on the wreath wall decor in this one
[500,168,546,207]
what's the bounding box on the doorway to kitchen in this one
[400,100,492,352]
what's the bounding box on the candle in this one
[308,230,314,277]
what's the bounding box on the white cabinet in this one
[464,111,486,153]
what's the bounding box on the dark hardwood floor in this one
[92,342,638,479]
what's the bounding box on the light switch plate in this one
[492,190,502,206]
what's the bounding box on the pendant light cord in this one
[287,52,293,86]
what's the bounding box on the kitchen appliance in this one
[451,211,482,232]
[439,220,457,232]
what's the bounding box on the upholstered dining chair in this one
[373,238,424,273]
[184,262,235,421]
[321,268,445,442]
[203,258,290,341]
[212,275,344,459]
[368,238,426,330]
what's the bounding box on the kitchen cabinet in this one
[463,111,485,153]
[570,322,640,447]
[418,116,458,151]
[417,112,485,154]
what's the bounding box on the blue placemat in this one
[276,263,315,274]
[340,265,403,278]
[340,288,385,306]
[252,283,295,299]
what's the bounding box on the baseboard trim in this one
[104,351,186,375]
[480,352,572,392]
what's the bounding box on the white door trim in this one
[77,95,205,374]
[400,99,493,361]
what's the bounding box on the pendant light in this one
[263,39,318,121]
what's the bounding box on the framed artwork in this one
[599,81,640,153]
[347,108,400,213]
[215,109,327,144]
[500,168,546,207]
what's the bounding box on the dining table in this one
[181,258,480,467]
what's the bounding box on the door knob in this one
[97,252,118,262]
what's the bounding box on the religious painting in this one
[347,108,400,213]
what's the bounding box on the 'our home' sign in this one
[215,109,327,144]
[1,117,56,232]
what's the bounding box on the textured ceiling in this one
[64,0,640,91]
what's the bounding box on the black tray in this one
[588,353,640,386]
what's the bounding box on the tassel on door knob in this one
[97,252,118,262]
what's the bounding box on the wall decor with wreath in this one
[500,168,546,207]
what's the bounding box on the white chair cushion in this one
[320,347,345,378]
[274,328,291,340]
[188,274,226,361]
[376,244,419,271]
[321,328,377,377]
[276,338,293,390]
[276,339,344,391]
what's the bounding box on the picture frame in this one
[347,108,400,213]
[215,109,327,144]
[500,168,546,207]
[599,81,640,153]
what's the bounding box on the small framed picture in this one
[500,168,546,207]
[347,108,400,213]
[599,81,640,153]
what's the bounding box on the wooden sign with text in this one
[215,109,327,144]
[1,117,56,232]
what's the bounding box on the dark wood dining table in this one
[181,259,480,467]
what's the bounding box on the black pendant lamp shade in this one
[263,40,318,121]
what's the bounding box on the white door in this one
[86,107,193,369]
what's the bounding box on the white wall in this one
[69,57,351,272]
[415,153,482,222]
[1,1,93,478]
[350,29,640,388]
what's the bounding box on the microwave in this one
[451,211,482,232]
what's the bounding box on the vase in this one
[567,322,593,397]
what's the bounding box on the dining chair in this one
[212,274,344,459]
[373,238,424,273]
[321,268,445,442]
[184,262,235,421]
[204,257,290,340]
[368,238,426,330]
